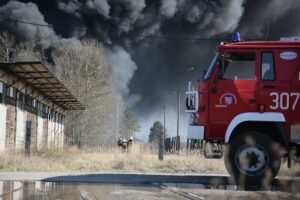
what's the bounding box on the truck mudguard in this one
[224,112,286,143]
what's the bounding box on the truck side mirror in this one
[219,55,224,70]
[218,55,224,77]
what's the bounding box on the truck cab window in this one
[221,52,256,80]
[261,52,275,81]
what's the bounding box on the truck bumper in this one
[187,125,204,140]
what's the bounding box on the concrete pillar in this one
[42,114,48,148]
[37,115,43,150]
[15,108,25,149]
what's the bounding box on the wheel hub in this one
[236,145,269,176]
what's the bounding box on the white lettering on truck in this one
[270,92,300,110]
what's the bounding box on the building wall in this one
[54,114,59,148]
[59,121,64,148]
[48,115,54,148]
[0,67,69,152]
[13,181,23,200]
[47,115,65,149]
[0,182,3,199]
[15,108,25,149]
[0,104,7,150]
[53,114,58,148]
[3,181,13,200]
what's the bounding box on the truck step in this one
[291,140,300,146]
[203,141,223,159]
[204,154,223,159]
[290,140,300,163]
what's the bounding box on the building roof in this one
[0,62,84,110]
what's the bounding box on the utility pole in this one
[176,86,180,154]
[158,130,164,160]
[168,67,195,155]
[163,103,166,153]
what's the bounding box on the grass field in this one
[0,144,299,177]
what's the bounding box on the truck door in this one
[290,53,300,143]
[208,51,258,139]
[258,51,290,125]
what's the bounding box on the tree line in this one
[148,121,167,144]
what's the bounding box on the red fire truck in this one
[186,33,300,185]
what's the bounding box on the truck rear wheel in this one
[225,132,281,187]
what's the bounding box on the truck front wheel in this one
[225,132,281,186]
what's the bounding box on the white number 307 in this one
[270,92,300,110]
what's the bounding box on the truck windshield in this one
[204,53,220,80]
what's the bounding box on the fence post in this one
[158,130,163,160]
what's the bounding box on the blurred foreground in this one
[0,181,299,200]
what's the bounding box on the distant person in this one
[117,137,123,147]
[128,136,134,148]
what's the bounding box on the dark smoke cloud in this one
[107,45,137,95]
[58,0,111,19]
[0,0,59,48]
[1,0,300,140]
[159,0,178,18]
[57,0,82,18]
[238,0,300,38]
[0,0,80,48]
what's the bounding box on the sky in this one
[1,0,300,141]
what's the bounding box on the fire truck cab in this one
[186,34,300,185]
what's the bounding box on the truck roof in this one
[220,41,300,50]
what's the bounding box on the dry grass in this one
[0,144,226,173]
[0,144,299,177]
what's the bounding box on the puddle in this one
[0,180,298,199]
[0,181,184,200]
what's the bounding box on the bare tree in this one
[0,32,15,62]
[12,41,44,62]
[52,39,126,147]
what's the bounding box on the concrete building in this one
[0,62,84,152]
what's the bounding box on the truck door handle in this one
[211,88,217,93]
[263,85,275,88]
[248,99,256,104]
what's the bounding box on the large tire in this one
[224,132,281,187]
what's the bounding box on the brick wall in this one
[5,105,16,150]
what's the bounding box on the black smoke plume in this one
[1,0,300,140]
